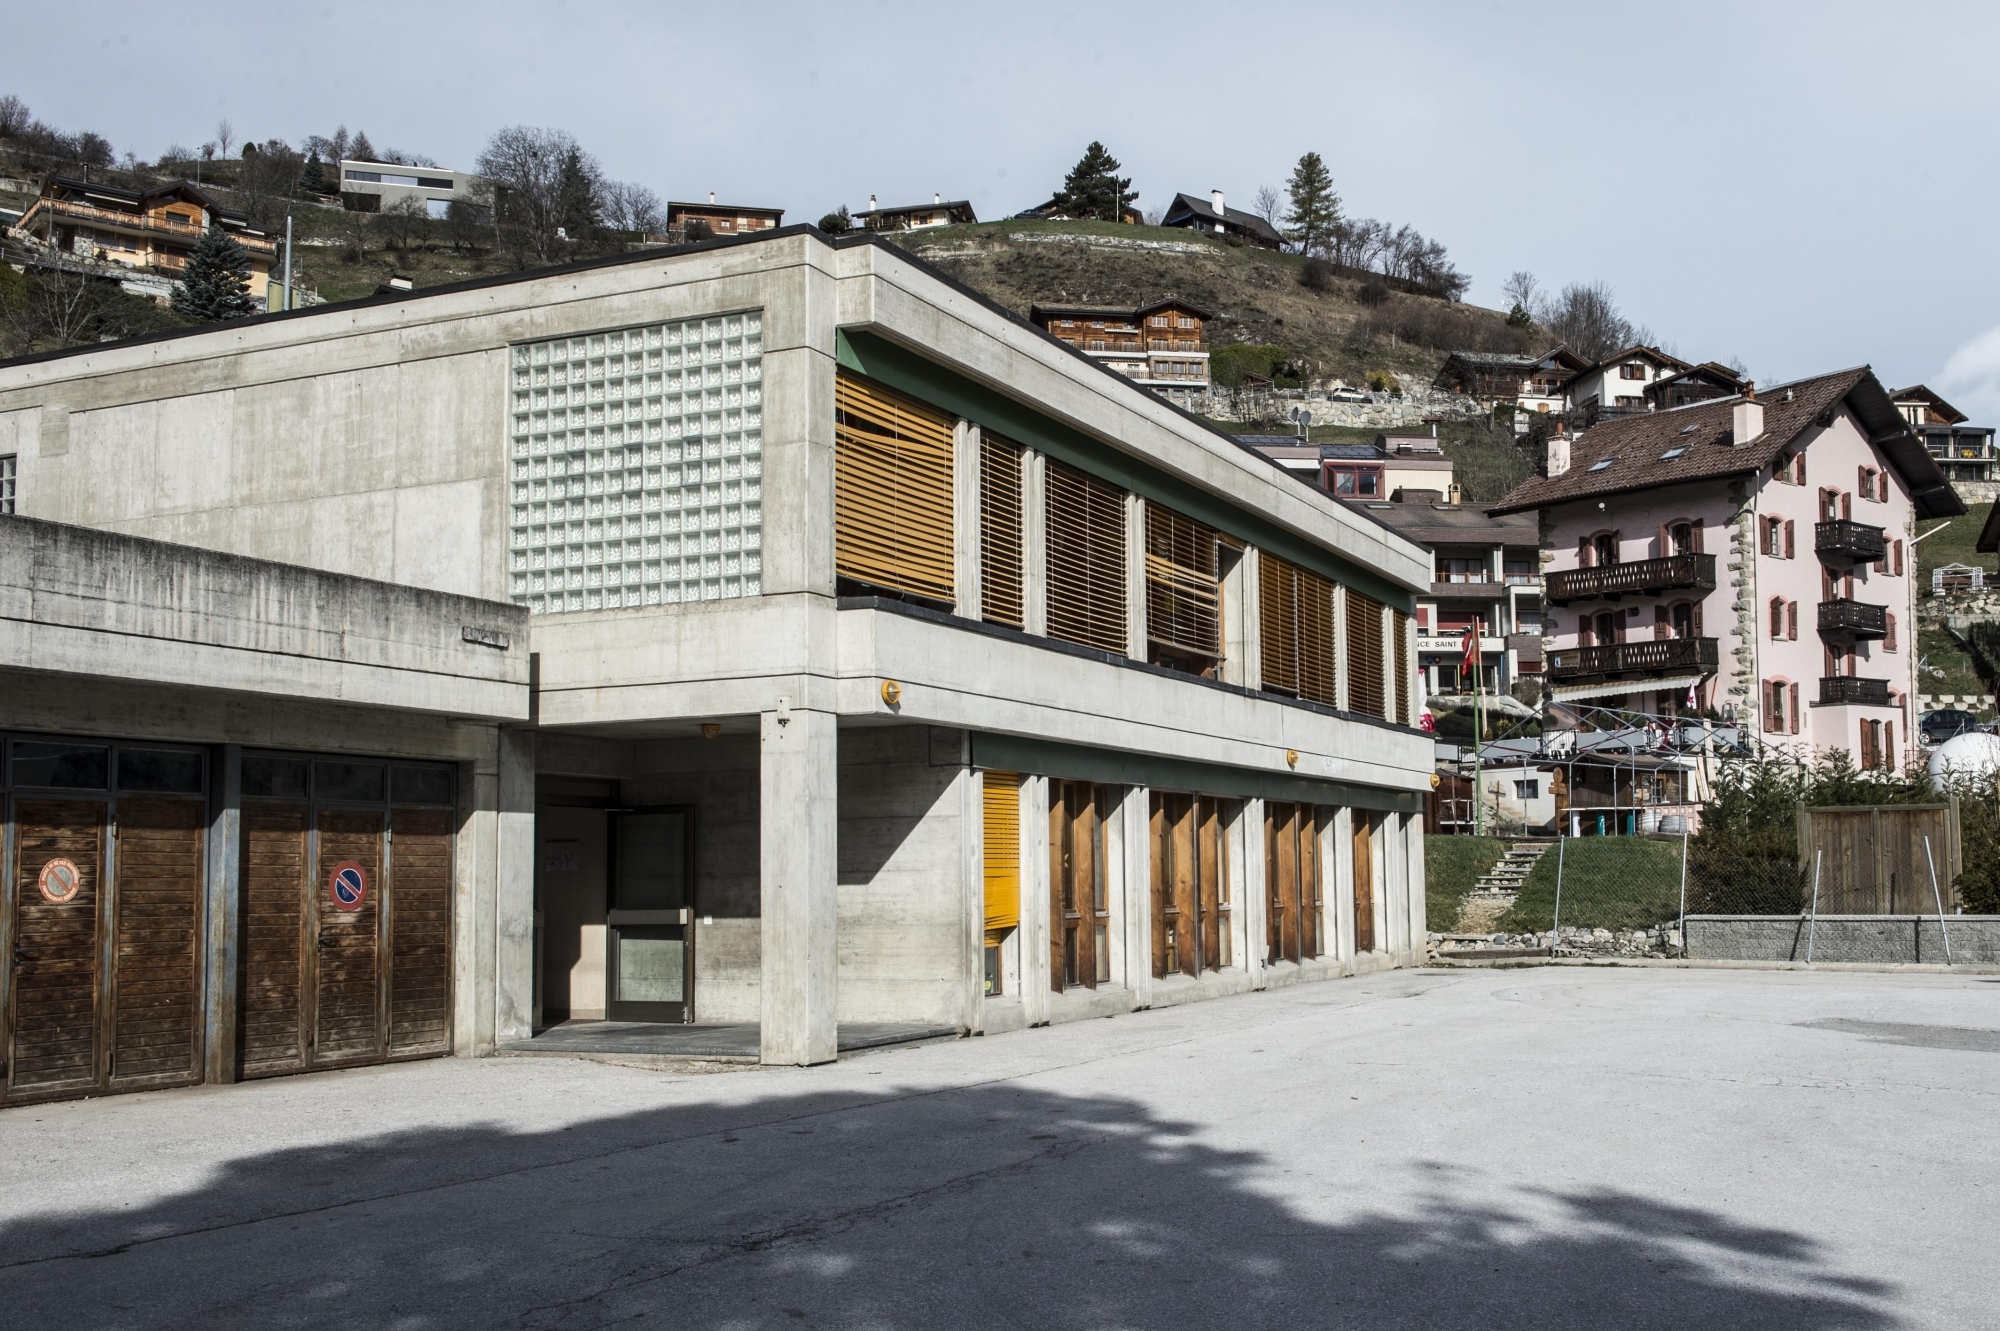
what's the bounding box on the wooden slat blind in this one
[1392,610,1412,725]
[1346,586,1387,717]
[1145,505,1222,670]
[980,432,1025,628]
[983,771,1021,935]
[1258,552,1336,705]
[1045,461,1127,654]
[834,372,956,604]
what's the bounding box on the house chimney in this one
[934,192,941,205]
[1211,188,1225,215]
[1546,433,1572,477]
[1447,482,1463,505]
[869,194,877,212]
[1732,381,1764,446]
[709,191,716,205]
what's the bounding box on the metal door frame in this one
[604,804,695,1024]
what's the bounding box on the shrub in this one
[1300,257,1335,294]
[1365,369,1400,393]
[1211,343,1292,388]
[1356,280,1390,306]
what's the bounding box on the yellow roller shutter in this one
[834,372,956,604]
[983,770,1021,935]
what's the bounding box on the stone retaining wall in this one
[1685,914,2000,964]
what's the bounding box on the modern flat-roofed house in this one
[0,226,1433,1096]
[1890,384,1997,486]
[337,158,484,217]
[1028,299,1212,406]
[1493,370,1963,766]
[665,196,784,241]
[16,176,277,299]
[1235,436,1454,504]
[1159,190,1282,249]
[854,194,977,231]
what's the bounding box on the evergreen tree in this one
[1283,151,1340,256]
[350,129,376,162]
[299,151,325,194]
[171,225,256,321]
[554,145,602,242]
[1054,142,1136,222]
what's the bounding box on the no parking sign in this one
[328,861,369,911]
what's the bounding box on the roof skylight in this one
[1588,457,1617,472]
[1660,445,1689,460]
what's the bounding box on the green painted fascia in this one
[836,329,1414,610]
[969,732,1421,814]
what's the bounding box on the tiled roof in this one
[1161,193,1284,244]
[1489,367,1964,519]
[1348,500,1539,547]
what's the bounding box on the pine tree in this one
[1283,151,1340,256]
[1054,142,1136,222]
[171,225,256,321]
[299,152,326,194]
[350,129,376,162]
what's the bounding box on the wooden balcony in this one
[1814,519,1885,563]
[1817,598,1887,639]
[29,196,278,256]
[1819,675,1890,706]
[1544,553,1715,606]
[1547,635,1718,681]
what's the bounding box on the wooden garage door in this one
[108,797,206,1091]
[314,808,386,1065]
[389,807,453,1057]
[8,800,106,1099]
[239,801,309,1077]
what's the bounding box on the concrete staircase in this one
[1451,840,1557,934]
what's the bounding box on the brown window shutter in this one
[1044,461,1128,654]
[1392,610,1412,724]
[1577,535,1591,568]
[1656,605,1671,641]
[1693,602,1703,637]
[1692,519,1704,553]
[979,432,1025,628]
[1885,612,1897,651]
[983,771,1021,935]
[1657,523,1671,558]
[1788,682,1800,733]
[1787,600,1798,640]
[1144,505,1223,671]
[1345,586,1387,717]
[834,373,956,603]
[1783,520,1795,559]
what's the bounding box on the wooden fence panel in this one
[1798,801,1961,914]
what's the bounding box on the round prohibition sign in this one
[328,860,369,911]
[38,857,82,905]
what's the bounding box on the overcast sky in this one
[11,1,1999,416]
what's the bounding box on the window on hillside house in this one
[1266,802,1326,964]
[1151,792,1233,978]
[1044,461,1128,654]
[1050,780,1114,992]
[1145,505,1228,676]
[0,453,14,514]
[1592,532,1620,566]
[980,432,1025,628]
[1769,597,1786,639]
[1345,586,1388,718]
[834,372,956,606]
[1259,552,1337,706]
[1668,521,1698,556]
[1620,363,1646,380]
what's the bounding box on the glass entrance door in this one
[605,807,692,1022]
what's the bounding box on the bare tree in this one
[602,180,664,235]
[373,195,430,255]
[475,125,605,262]
[1253,184,1283,226]
[214,119,235,160]
[1541,281,1637,361]
[1502,271,1539,314]
[0,264,110,355]
[0,94,31,139]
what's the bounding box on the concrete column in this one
[1023,451,1048,636]
[1404,812,1428,962]
[1381,604,1397,721]
[456,743,499,1056]
[958,765,984,1034]
[1242,796,1268,988]
[1118,786,1150,1007]
[953,421,982,617]
[1125,494,1148,661]
[760,702,838,1065]
[1019,774,1052,1024]
[1225,546,1260,690]
[202,743,241,1084]
[1227,798,1252,972]
[1332,806,1357,968]
[495,726,537,1045]
[1333,586,1351,712]
[1316,803,1338,963]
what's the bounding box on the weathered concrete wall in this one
[836,724,971,1026]
[1686,914,2000,964]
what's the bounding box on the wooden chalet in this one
[1159,190,1282,249]
[16,176,276,298]
[854,194,978,231]
[1029,299,1213,405]
[1016,196,1144,225]
[664,196,784,241]
[1645,362,1744,411]
[1431,347,1587,408]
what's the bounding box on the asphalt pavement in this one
[1,965,1994,1329]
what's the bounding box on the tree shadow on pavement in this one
[0,1078,1898,1330]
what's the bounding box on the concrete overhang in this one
[0,517,530,721]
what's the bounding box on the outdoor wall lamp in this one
[701,723,722,739]
[881,680,903,706]
[1285,749,1300,768]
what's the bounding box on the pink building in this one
[1492,368,1964,767]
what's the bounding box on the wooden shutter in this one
[982,771,1021,935]
[1392,611,1412,724]
[1345,586,1387,717]
[979,432,1024,628]
[1352,812,1376,953]
[1044,461,1127,654]
[240,800,308,1077]
[1692,519,1704,553]
[9,800,106,1098]
[109,797,205,1091]
[1783,520,1795,559]
[1885,612,1897,651]
[1145,505,1223,671]
[388,807,453,1057]
[834,372,956,604]
[1787,601,1798,640]
[1259,552,1336,705]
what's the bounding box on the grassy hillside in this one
[1498,837,1685,933]
[1423,835,1508,933]
[1917,502,1995,707]
[883,218,1531,391]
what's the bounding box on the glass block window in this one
[508,312,763,614]
[0,453,14,514]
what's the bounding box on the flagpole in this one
[1471,618,1483,838]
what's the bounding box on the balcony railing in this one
[1815,519,1885,563]
[1547,636,1718,681]
[1819,676,1890,706]
[1147,339,1207,352]
[1817,598,1887,638]
[1544,553,1716,605]
[28,196,278,255]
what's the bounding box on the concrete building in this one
[0,226,1434,1096]
[1494,370,1963,765]
[337,159,484,218]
